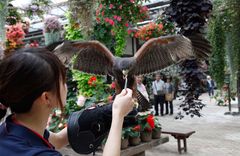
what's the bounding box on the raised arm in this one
[103,89,134,156]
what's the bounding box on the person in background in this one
[0,48,134,156]
[206,75,215,97]
[152,73,165,116]
[164,77,174,115]
[136,75,149,101]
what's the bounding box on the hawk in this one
[48,34,210,94]
[47,34,211,112]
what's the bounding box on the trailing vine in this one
[207,0,240,93]
[228,0,240,107]
[208,15,226,88]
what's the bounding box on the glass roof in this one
[10,0,168,32]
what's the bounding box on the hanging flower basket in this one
[44,31,61,46]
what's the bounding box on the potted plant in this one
[139,113,155,142]
[121,127,130,149]
[152,117,162,139]
[128,125,141,146]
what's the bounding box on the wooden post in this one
[183,138,187,152]
[177,138,181,154]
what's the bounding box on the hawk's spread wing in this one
[72,41,114,75]
[49,41,114,75]
[132,35,193,75]
[48,41,77,65]
[186,33,211,59]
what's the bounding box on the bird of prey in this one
[47,34,210,100]
[47,34,211,111]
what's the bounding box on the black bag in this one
[67,104,138,154]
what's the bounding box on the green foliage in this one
[49,69,79,132]
[95,1,149,56]
[137,113,155,132]
[155,15,176,35]
[114,26,127,56]
[227,0,240,70]
[65,69,80,114]
[208,0,240,91]
[24,0,51,19]
[64,12,83,41]
[0,0,8,45]
[122,126,140,139]
[122,127,131,139]
[72,70,110,104]
[93,23,114,50]
[225,0,240,92]
[153,117,161,130]
[208,13,226,88]
[6,4,21,25]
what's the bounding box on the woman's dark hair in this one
[0,48,66,119]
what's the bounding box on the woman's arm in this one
[49,127,69,149]
[103,116,124,156]
[103,89,133,156]
[48,88,133,153]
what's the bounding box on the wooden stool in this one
[162,130,195,154]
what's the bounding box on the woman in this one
[136,75,149,101]
[0,48,134,156]
[164,77,174,115]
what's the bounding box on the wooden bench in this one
[161,130,195,154]
[59,136,169,156]
[119,136,169,156]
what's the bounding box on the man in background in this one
[207,75,215,97]
[152,73,165,116]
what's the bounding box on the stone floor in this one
[146,93,240,156]
[60,93,240,156]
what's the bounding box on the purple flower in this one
[30,4,39,12]
[44,17,61,32]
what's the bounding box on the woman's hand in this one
[103,88,134,156]
[112,88,134,118]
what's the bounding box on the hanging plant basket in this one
[152,128,161,139]
[121,138,129,149]
[44,32,61,46]
[129,136,141,146]
[140,131,152,142]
